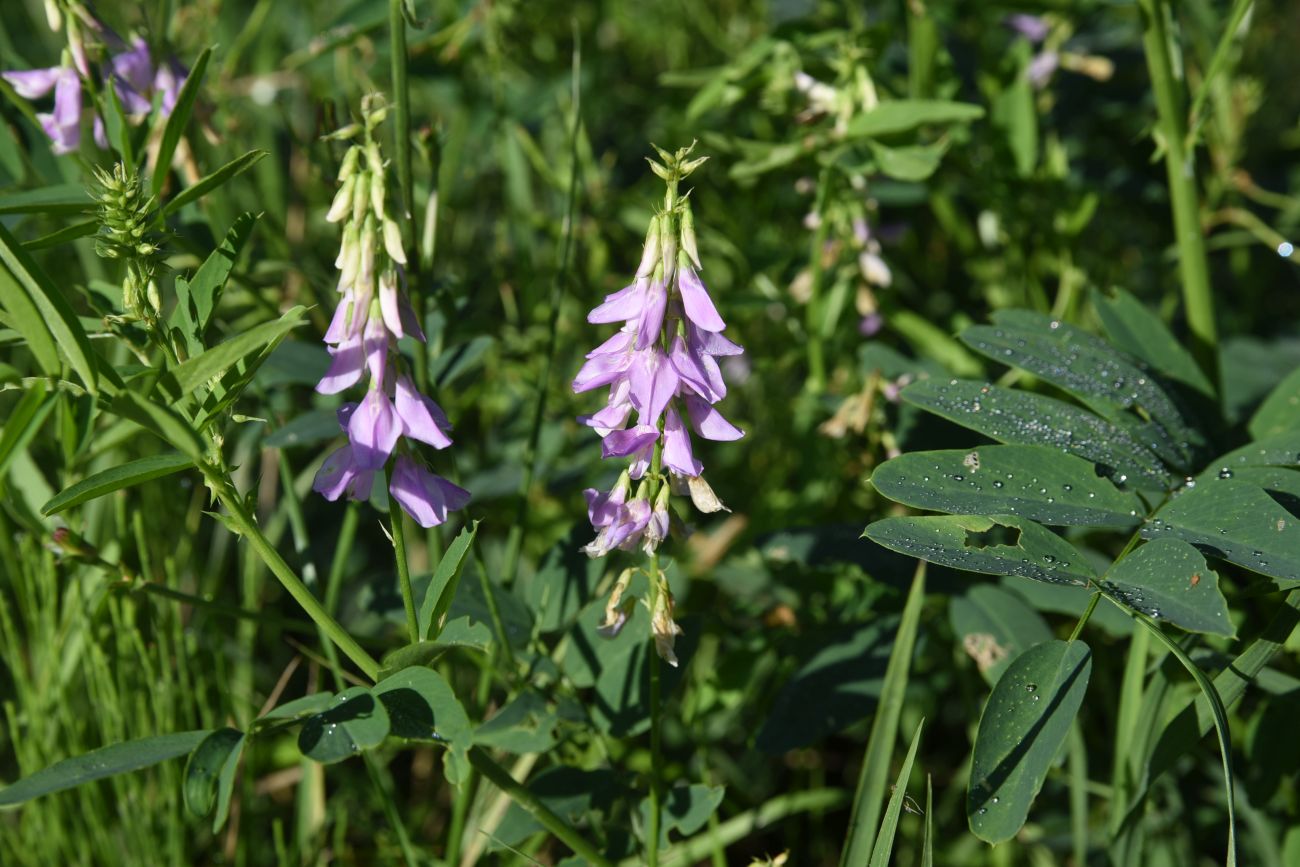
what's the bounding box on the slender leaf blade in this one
[1101,538,1235,637]
[418,521,480,640]
[0,730,211,807]
[843,100,984,139]
[152,47,211,197]
[1092,288,1214,397]
[42,453,193,515]
[183,727,245,832]
[867,719,925,867]
[1247,368,1300,441]
[162,150,268,216]
[167,306,306,399]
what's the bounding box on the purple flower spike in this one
[663,405,703,476]
[389,455,471,528]
[316,334,366,394]
[348,388,401,469]
[634,280,668,349]
[395,374,453,449]
[678,267,726,332]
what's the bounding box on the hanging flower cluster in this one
[311,98,469,528]
[573,143,744,557]
[2,3,186,155]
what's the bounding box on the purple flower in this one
[581,488,653,557]
[3,65,83,154]
[859,312,883,337]
[388,455,470,528]
[313,444,377,502]
[394,374,453,449]
[1006,13,1050,44]
[110,37,155,115]
[1027,51,1060,88]
[348,388,401,470]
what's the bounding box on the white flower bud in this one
[681,205,701,269]
[651,583,684,667]
[636,217,661,279]
[660,216,678,284]
[383,217,407,265]
[369,171,386,219]
[597,568,636,638]
[338,145,361,182]
[336,223,360,285]
[326,174,356,223]
[359,218,377,291]
[351,171,369,226]
[687,474,729,514]
[858,251,892,288]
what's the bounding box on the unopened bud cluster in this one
[92,163,164,322]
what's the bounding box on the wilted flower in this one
[310,99,467,528]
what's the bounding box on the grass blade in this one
[867,718,925,867]
[152,47,212,197]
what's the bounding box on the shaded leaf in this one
[968,640,1092,843]
[474,691,560,754]
[257,693,336,723]
[183,727,244,832]
[1092,288,1214,397]
[949,584,1053,686]
[903,378,1172,489]
[868,140,947,181]
[871,445,1142,528]
[868,720,925,867]
[152,48,211,197]
[171,212,259,354]
[0,185,93,215]
[1249,367,1300,441]
[298,687,390,764]
[377,618,491,679]
[110,392,206,463]
[373,668,471,782]
[1101,539,1234,637]
[0,731,210,807]
[42,453,192,515]
[865,514,1094,587]
[638,784,726,849]
[756,619,894,753]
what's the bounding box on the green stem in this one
[389,0,415,247]
[646,436,666,867]
[1138,0,1218,383]
[208,471,381,681]
[1068,591,1102,642]
[385,464,419,645]
[805,167,833,393]
[500,25,583,588]
[467,747,613,866]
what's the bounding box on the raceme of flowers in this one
[2,4,186,155]
[310,105,468,528]
[573,147,745,561]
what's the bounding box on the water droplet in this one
[993,480,1004,489]
[1062,484,1072,492]
[953,474,965,482]
[1025,683,1038,693]
[978,807,988,815]
[992,796,1000,803]
[1032,695,1040,701]
[1218,468,1233,480]
[1279,241,1295,257]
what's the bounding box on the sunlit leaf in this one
[42,453,192,515]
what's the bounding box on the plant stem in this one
[208,471,381,681]
[648,549,663,867]
[1068,591,1102,642]
[1138,0,1218,383]
[389,0,415,247]
[467,747,613,866]
[805,166,833,393]
[385,464,419,645]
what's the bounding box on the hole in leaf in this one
[964,523,1021,549]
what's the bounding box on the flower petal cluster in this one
[3,18,186,155]
[573,150,744,556]
[310,107,468,527]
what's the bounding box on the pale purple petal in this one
[689,323,744,357]
[580,400,632,436]
[3,68,61,99]
[685,394,744,441]
[39,71,82,154]
[587,280,645,324]
[316,335,366,394]
[362,315,388,383]
[324,291,354,343]
[585,328,634,359]
[633,280,667,350]
[678,268,726,332]
[628,348,678,424]
[1027,52,1059,88]
[662,405,702,476]
[154,60,187,116]
[348,389,400,469]
[395,374,453,449]
[668,335,719,402]
[573,352,630,394]
[92,113,107,149]
[601,424,660,459]
[336,402,358,429]
[584,484,627,527]
[110,38,154,103]
[389,456,468,527]
[378,271,405,338]
[313,445,354,500]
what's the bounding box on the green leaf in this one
[1101,539,1234,637]
[968,640,1092,843]
[0,267,58,376]
[167,306,306,399]
[903,378,1172,489]
[102,73,135,169]
[868,719,925,867]
[962,312,1204,469]
[522,524,604,634]
[162,150,269,217]
[41,453,193,515]
[842,100,984,139]
[0,185,93,215]
[865,514,1095,587]
[493,768,624,850]
[171,212,259,353]
[589,616,699,738]
[109,392,206,463]
[638,784,726,850]
[870,445,1143,528]
[418,521,480,640]
[264,408,339,448]
[1248,367,1300,441]
[152,47,211,197]
[257,692,336,723]
[1195,432,1300,480]
[183,727,245,831]
[474,691,561,754]
[0,381,55,478]
[22,219,99,252]
[867,140,948,181]
[1144,479,1300,590]
[297,686,390,764]
[379,617,493,678]
[372,668,471,782]
[0,730,211,807]
[949,584,1054,686]
[756,619,894,753]
[1092,288,1214,397]
[0,221,97,393]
